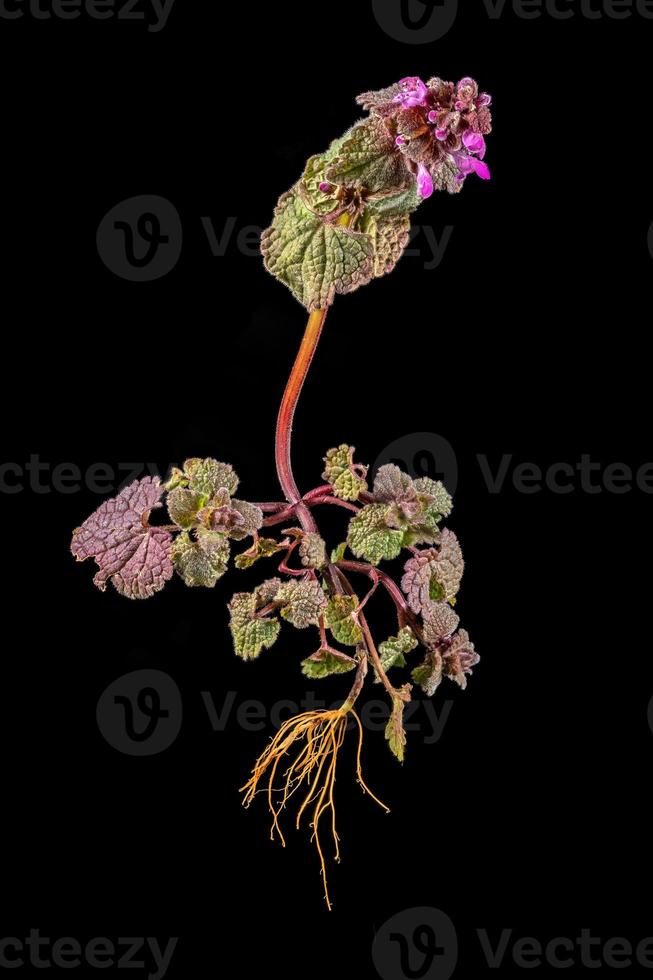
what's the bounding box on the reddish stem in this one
[275,309,327,533]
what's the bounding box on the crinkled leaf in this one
[364,185,421,219]
[228,589,281,660]
[347,504,404,566]
[385,686,411,762]
[300,153,342,216]
[373,464,414,504]
[255,577,283,605]
[443,630,480,690]
[413,478,453,519]
[377,627,418,679]
[163,467,188,492]
[184,458,239,498]
[261,188,375,312]
[356,82,405,117]
[361,213,411,278]
[322,444,368,501]
[167,487,203,530]
[412,652,444,697]
[299,532,327,570]
[401,530,464,612]
[71,477,173,600]
[235,537,285,570]
[325,118,412,196]
[277,578,327,629]
[171,528,230,588]
[227,499,264,541]
[423,602,460,645]
[323,595,363,647]
[301,648,357,679]
[232,617,281,660]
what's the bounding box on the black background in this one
[2,1,653,977]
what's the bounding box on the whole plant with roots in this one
[71,75,491,909]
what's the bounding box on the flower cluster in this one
[357,74,493,199]
[262,73,493,311]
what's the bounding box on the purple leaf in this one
[71,477,173,600]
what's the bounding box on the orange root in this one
[240,706,388,909]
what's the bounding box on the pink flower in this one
[451,151,491,181]
[450,129,491,181]
[462,130,487,158]
[416,163,434,199]
[393,76,428,109]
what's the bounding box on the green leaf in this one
[233,617,281,660]
[276,578,327,629]
[171,529,230,588]
[347,504,404,566]
[413,478,453,519]
[331,542,348,563]
[184,458,239,498]
[323,595,363,646]
[325,118,412,196]
[377,627,418,680]
[163,467,188,492]
[167,487,202,530]
[301,649,357,679]
[364,184,421,218]
[227,499,264,541]
[235,537,284,570]
[411,652,443,697]
[261,188,375,312]
[322,444,368,501]
[385,688,411,762]
[299,532,327,570]
[228,589,281,660]
[300,153,342,217]
[361,213,411,278]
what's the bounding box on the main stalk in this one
[275,308,328,532]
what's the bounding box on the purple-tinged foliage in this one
[262,73,493,311]
[71,75,486,908]
[70,477,173,600]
